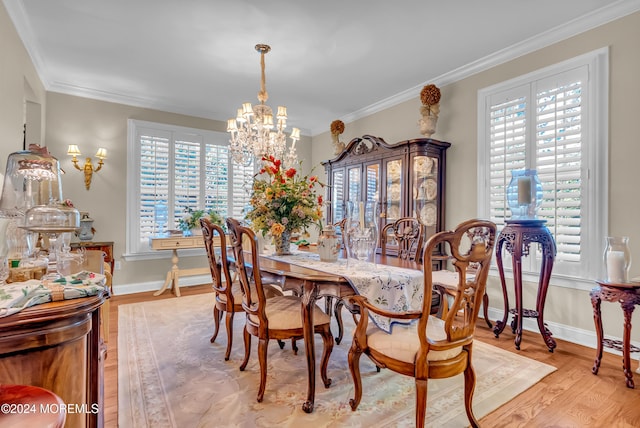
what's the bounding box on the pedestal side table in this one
[150,235,211,296]
[591,280,640,388]
[493,219,557,351]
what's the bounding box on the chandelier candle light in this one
[227,44,300,167]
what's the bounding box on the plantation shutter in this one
[534,66,587,265]
[230,160,254,218]
[130,121,257,254]
[173,134,203,228]
[205,143,229,216]
[478,49,607,283]
[488,86,528,229]
[139,129,170,239]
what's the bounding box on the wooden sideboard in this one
[71,241,114,275]
[0,293,108,428]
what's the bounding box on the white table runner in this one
[266,251,425,333]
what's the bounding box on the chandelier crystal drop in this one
[227,44,300,166]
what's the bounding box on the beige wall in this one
[312,12,640,341]
[0,4,46,166]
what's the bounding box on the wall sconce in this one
[67,145,107,190]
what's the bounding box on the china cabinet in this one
[322,135,450,262]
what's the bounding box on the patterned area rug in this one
[118,293,555,427]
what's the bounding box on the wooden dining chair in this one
[201,218,287,360]
[334,216,428,345]
[380,216,424,262]
[347,219,496,427]
[225,218,335,402]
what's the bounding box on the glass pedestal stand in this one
[20,226,81,280]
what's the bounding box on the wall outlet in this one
[115,261,122,270]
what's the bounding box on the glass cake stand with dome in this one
[0,147,81,280]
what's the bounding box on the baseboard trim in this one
[484,307,640,370]
[113,274,212,296]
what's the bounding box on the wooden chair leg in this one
[348,342,363,411]
[224,311,234,361]
[239,327,251,371]
[415,378,428,427]
[319,327,334,388]
[334,299,345,344]
[464,348,479,428]
[257,338,268,402]
[210,306,221,343]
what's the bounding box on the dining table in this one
[246,249,433,413]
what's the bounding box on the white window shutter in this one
[535,67,587,266]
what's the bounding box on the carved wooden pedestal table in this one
[591,281,640,388]
[493,219,557,352]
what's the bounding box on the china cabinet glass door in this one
[347,166,362,202]
[365,163,380,201]
[413,155,439,235]
[384,158,403,226]
[331,168,345,224]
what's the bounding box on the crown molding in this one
[327,0,640,136]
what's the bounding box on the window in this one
[126,120,254,256]
[477,48,608,287]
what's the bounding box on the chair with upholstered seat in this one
[226,218,335,402]
[347,219,496,427]
[200,217,242,361]
[200,217,285,360]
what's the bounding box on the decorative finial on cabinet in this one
[418,84,441,138]
[330,120,346,155]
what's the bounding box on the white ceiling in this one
[5,0,639,136]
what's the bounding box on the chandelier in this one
[227,44,300,166]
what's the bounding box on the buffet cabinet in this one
[0,293,107,428]
[322,135,450,258]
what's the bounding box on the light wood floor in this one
[104,285,640,427]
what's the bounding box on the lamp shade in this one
[95,147,108,159]
[67,145,81,156]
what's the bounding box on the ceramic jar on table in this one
[317,225,340,262]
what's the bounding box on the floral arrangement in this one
[245,156,324,237]
[178,207,224,232]
[420,84,441,117]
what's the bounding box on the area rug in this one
[118,294,556,427]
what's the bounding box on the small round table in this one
[591,280,640,388]
[493,219,557,351]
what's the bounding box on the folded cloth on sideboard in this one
[0,271,106,318]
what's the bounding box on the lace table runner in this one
[266,251,424,333]
[0,271,107,318]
